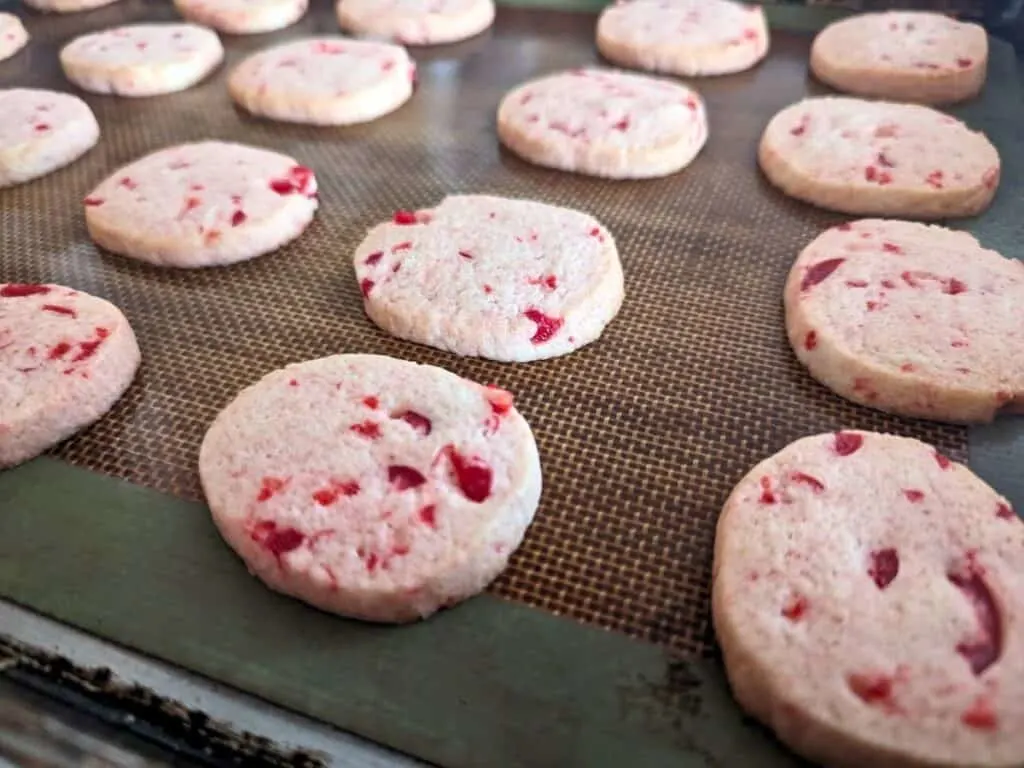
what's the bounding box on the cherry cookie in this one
[0,284,140,468]
[228,38,415,126]
[759,96,999,220]
[199,353,542,623]
[0,88,99,188]
[596,0,769,77]
[713,431,1024,768]
[173,0,307,34]
[0,14,28,62]
[336,0,494,46]
[60,23,224,98]
[353,195,624,362]
[83,141,318,268]
[497,68,708,179]
[786,219,1024,423]
[811,11,988,105]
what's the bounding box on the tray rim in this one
[1,4,1022,768]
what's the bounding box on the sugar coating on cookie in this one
[596,0,768,77]
[199,353,542,623]
[23,0,119,13]
[713,430,1024,768]
[0,14,29,62]
[60,24,224,98]
[0,88,99,188]
[173,0,307,34]
[228,38,414,126]
[759,96,999,220]
[785,220,1024,423]
[336,0,494,46]
[811,11,988,105]
[0,283,140,468]
[354,195,624,362]
[83,141,318,268]
[497,68,707,179]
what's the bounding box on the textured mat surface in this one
[0,0,990,657]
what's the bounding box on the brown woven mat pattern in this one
[0,1,966,655]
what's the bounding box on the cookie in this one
[0,88,99,188]
[759,96,999,219]
[811,11,987,105]
[199,353,542,623]
[713,430,1024,768]
[785,219,1024,424]
[60,23,224,97]
[497,68,708,179]
[354,195,624,362]
[172,0,307,35]
[228,38,414,126]
[0,14,29,62]
[336,0,494,46]
[82,141,318,268]
[596,0,769,77]
[0,283,140,468]
[23,0,119,13]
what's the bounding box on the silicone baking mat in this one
[0,0,985,657]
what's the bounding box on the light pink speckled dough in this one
[759,96,1000,220]
[714,430,1024,768]
[596,0,769,77]
[811,12,988,105]
[173,0,307,34]
[0,14,29,62]
[228,38,414,126]
[60,24,224,97]
[0,88,99,188]
[354,195,624,362]
[199,353,542,623]
[83,141,318,268]
[0,283,140,468]
[497,68,708,179]
[336,0,494,46]
[785,220,1024,424]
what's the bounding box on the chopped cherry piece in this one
[524,308,563,344]
[351,421,381,439]
[419,505,437,528]
[847,673,896,710]
[1,284,50,297]
[834,431,863,456]
[868,548,899,589]
[446,446,492,503]
[256,476,288,502]
[790,472,824,492]
[389,465,427,491]
[801,258,845,291]
[396,410,432,435]
[948,562,1002,676]
[781,594,808,621]
[41,304,76,317]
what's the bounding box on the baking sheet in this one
[1,2,1022,766]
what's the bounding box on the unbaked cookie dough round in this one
[228,37,414,125]
[810,11,987,105]
[497,68,708,179]
[199,353,542,623]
